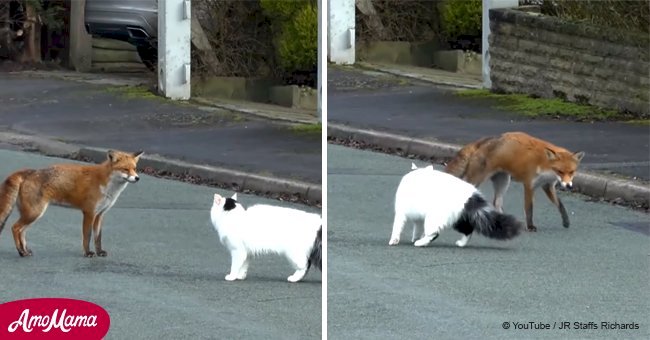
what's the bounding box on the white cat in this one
[389,163,523,247]
[210,193,322,283]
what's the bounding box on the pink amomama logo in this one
[0,298,110,339]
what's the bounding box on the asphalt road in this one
[0,75,321,183]
[328,68,650,180]
[327,144,649,339]
[0,150,321,340]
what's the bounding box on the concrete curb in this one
[328,123,461,159]
[572,172,649,207]
[328,123,650,208]
[191,97,317,125]
[0,131,321,205]
[0,131,80,157]
[356,63,483,90]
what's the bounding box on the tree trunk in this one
[191,15,221,76]
[0,3,22,59]
[0,3,9,57]
[20,0,41,63]
[355,0,388,40]
[69,0,92,71]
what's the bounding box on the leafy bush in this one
[276,3,317,71]
[260,0,317,72]
[440,0,482,40]
[259,0,303,20]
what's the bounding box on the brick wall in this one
[489,8,649,115]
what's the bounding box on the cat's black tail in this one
[307,226,322,271]
[453,192,524,240]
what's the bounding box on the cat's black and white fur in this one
[389,163,524,247]
[210,193,322,283]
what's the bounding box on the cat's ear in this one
[231,193,238,201]
[213,193,223,205]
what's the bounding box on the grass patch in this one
[290,123,321,135]
[457,89,620,120]
[105,85,159,100]
[624,119,650,126]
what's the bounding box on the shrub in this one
[276,2,317,71]
[259,0,303,20]
[260,0,317,72]
[440,0,482,40]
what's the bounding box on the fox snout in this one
[118,172,139,183]
[558,181,573,190]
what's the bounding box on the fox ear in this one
[545,148,557,161]
[107,150,116,162]
[133,150,144,160]
[411,163,418,170]
[231,193,238,201]
[573,151,585,162]
[213,193,223,205]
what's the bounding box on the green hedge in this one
[440,0,482,40]
[260,0,317,72]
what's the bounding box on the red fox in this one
[445,132,584,232]
[0,150,143,257]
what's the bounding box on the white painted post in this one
[328,0,355,64]
[317,0,322,121]
[158,0,191,100]
[482,0,517,89]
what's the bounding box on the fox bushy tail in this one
[308,227,322,271]
[0,171,27,234]
[461,193,523,240]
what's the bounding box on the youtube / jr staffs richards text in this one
[502,321,641,330]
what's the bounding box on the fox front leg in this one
[82,211,96,257]
[523,184,537,232]
[92,213,108,257]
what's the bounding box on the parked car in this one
[84,0,158,70]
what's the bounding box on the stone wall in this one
[489,8,649,115]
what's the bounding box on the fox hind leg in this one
[12,202,48,257]
[491,172,510,212]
